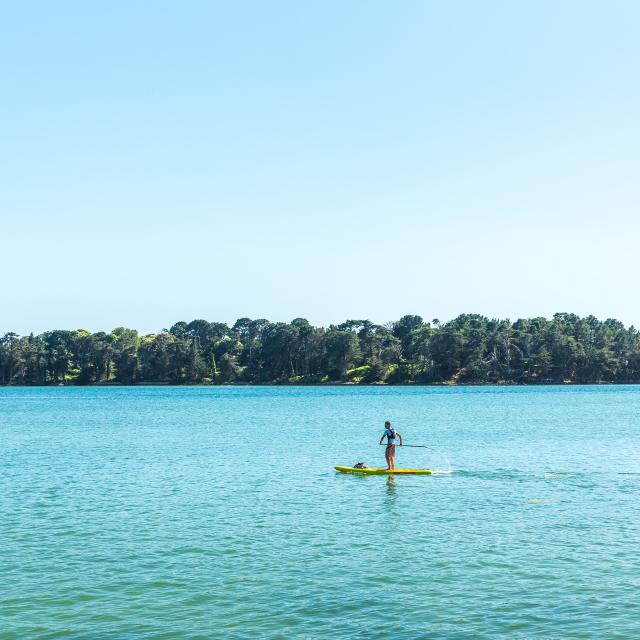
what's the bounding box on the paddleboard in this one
[335,466,432,475]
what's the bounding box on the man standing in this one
[379,421,403,470]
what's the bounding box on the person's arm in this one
[397,431,403,446]
[379,433,385,445]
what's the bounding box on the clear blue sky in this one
[2,1,639,335]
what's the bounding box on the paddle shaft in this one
[379,443,432,449]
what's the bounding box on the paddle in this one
[379,443,433,449]
[379,442,452,471]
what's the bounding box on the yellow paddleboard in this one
[335,466,432,475]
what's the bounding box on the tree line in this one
[1,313,640,386]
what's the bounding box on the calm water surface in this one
[1,386,639,639]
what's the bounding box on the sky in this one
[1,1,639,335]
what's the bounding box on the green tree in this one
[111,327,140,384]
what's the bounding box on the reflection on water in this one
[385,475,397,502]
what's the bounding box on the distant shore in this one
[1,380,632,388]
[3,313,639,386]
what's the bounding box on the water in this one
[1,385,639,639]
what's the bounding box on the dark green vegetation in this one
[2,314,640,385]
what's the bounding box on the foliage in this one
[2,314,640,385]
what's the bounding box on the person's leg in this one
[385,445,392,469]
[389,445,395,470]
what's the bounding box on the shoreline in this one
[1,380,635,388]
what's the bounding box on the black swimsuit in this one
[385,429,396,448]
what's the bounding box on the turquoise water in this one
[1,386,639,639]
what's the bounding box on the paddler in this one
[379,420,403,470]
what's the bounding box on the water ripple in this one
[1,385,639,638]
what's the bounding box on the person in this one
[379,420,402,470]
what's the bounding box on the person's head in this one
[385,421,391,428]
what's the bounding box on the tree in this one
[111,328,140,384]
[324,328,358,380]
